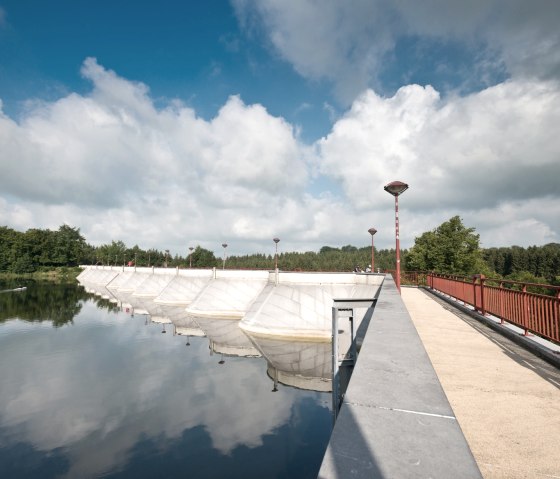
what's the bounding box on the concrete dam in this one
[77,265,382,392]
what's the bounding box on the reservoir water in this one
[0,281,332,478]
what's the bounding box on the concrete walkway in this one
[319,278,482,479]
[401,287,560,479]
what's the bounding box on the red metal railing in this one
[385,270,429,286]
[426,273,560,345]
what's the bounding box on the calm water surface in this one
[0,281,332,479]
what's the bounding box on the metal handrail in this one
[426,273,560,345]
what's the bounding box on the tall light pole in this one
[384,180,409,293]
[189,246,194,268]
[368,227,377,272]
[222,243,228,270]
[273,237,280,270]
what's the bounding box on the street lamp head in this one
[368,227,377,236]
[384,180,409,197]
[273,237,280,244]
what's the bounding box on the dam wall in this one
[78,266,382,337]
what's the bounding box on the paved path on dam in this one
[401,287,560,479]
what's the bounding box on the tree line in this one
[403,216,559,285]
[1,219,558,285]
[0,224,398,273]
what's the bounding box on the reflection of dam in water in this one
[250,335,333,392]
[78,266,383,393]
[0,281,336,479]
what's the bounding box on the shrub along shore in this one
[0,267,82,282]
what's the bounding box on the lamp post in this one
[165,249,170,268]
[368,227,377,272]
[384,180,409,293]
[222,243,228,269]
[273,237,280,270]
[189,247,194,268]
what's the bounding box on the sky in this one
[0,0,559,259]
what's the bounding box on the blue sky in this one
[1,0,559,258]
[0,1,335,140]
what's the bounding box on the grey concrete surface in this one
[402,287,560,479]
[318,276,482,479]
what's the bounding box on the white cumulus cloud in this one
[0,56,559,255]
[0,58,321,255]
[315,79,560,246]
[233,0,560,101]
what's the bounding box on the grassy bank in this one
[0,267,82,283]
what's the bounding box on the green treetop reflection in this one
[0,282,118,326]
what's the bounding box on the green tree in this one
[52,225,87,266]
[97,240,127,266]
[190,246,217,267]
[406,216,487,275]
[502,271,553,295]
[23,228,56,268]
[0,226,18,271]
[482,243,560,284]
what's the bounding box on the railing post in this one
[480,275,486,316]
[499,281,505,324]
[522,284,530,336]
[472,275,478,312]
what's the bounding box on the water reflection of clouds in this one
[0,300,311,477]
[194,315,261,357]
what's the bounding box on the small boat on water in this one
[0,286,27,293]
